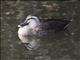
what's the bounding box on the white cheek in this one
[18,26,29,35]
[18,26,31,43]
[29,21,37,29]
[18,34,29,43]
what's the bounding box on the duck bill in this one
[18,22,29,27]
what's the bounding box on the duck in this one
[18,15,71,50]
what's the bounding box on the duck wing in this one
[41,19,71,31]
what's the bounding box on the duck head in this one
[18,15,40,29]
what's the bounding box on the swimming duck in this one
[18,15,71,50]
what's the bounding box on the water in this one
[1,1,80,60]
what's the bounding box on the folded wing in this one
[41,18,71,31]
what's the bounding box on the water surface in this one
[1,1,80,60]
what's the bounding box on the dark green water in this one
[1,1,80,60]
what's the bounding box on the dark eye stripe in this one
[27,18,36,21]
[20,18,36,27]
[20,22,29,27]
